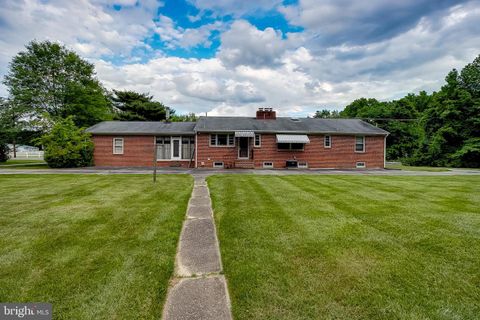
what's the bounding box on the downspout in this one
[384,134,387,169]
[195,132,198,168]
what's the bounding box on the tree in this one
[0,140,9,162]
[37,117,93,168]
[170,112,198,122]
[313,109,340,118]
[0,97,29,158]
[111,90,170,121]
[340,97,421,160]
[3,40,113,127]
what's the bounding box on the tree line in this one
[314,55,480,168]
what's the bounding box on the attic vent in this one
[291,118,301,122]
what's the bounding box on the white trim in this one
[209,133,235,147]
[237,137,250,159]
[213,161,224,168]
[195,133,198,168]
[356,161,366,168]
[384,135,387,168]
[171,137,182,160]
[298,161,308,169]
[113,137,124,154]
[354,136,365,153]
[263,161,274,168]
[324,135,331,148]
[254,134,261,147]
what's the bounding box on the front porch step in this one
[234,161,254,169]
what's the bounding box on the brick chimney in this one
[256,107,276,120]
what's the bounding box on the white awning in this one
[235,130,255,138]
[276,134,310,144]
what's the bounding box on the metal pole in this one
[153,137,157,183]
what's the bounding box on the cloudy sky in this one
[1,0,479,116]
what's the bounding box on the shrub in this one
[37,117,93,168]
[0,141,9,163]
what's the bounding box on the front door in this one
[171,137,181,160]
[238,137,249,159]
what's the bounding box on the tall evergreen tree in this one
[111,90,171,121]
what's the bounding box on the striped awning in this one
[276,134,310,144]
[235,130,255,138]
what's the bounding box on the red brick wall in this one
[92,135,191,167]
[196,133,385,169]
[93,133,385,169]
[195,133,238,168]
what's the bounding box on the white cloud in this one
[155,15,221,49]
[0,0,479,117]
[188,0,282,17]
[218,20,302,68]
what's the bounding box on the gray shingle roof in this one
[86,117,389,136]
[86,121,196,135]
[195,117,389,135]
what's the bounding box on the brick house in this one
[86,108,389,169]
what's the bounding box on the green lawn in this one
[0,159,48,169]
[0,174,192,319]
[385,163,450,172]
[208,175,480,320]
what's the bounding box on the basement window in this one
[263,162,273,168]
[298,161,308,169]
[213,162,224,168]
[113,138,124,155]
[356,162,366,168]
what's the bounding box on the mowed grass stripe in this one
[208,175,480,320]
[0,174,193,319]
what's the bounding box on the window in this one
[278,143,304,151]
[156,137,171,160]
[263,162,273,168]
[298,161,308,169]
[181,137,195,160]
[213,161,224,168]
[210,134,234,146]
[254,134,261,147]
[355,136,365,152]
[113,138,124,154]
[356,162,366,168]
[324,135,331,148]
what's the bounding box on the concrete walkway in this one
[162,175,232,320]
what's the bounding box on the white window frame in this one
[213,161,224,168]
[171,137,182,160]
[324,135,331,148]
[356,162,366,168]
[298,161,308,169]
[254,134,261,147]
[277,143,305,151]
[210,134,235,147]
[113,137,124,155]
[263,161,273,168]
[355,136,365,153]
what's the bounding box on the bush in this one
[0,142,9,163]
[37,117,93,168]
